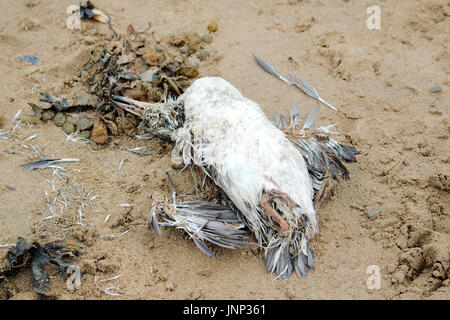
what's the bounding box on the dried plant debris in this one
[28,20,214,144]
[253,55,338,111]
[0,238,82,296]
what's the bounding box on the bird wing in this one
[278,104,359,195]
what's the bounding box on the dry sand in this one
[0,0,448,300]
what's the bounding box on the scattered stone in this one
[196,50,210,61]
[201,34,213,44]
[41,109,55,121]
[207,19,218,33]
[62,121,76,135]
[76,118,93,131]
[53,112,66,126]
[92,118,108,144]
[74,93,95,106]
[428,85,442,93]
[179,65,199,78]
[186,33,201,52]
[364,205,381,220]
[168,35,185,46]
[79,130,91,139]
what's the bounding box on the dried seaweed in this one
[0,238,82,296]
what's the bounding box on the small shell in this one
[92,8,109,24]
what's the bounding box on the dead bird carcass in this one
[113,74,358,279]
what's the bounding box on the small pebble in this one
[168,35,185,46]
[76,118,93,131]
[364,205,381,220]
[188,41,201,52]
[196,50,210,61]
[207,19,218,32]
[62,121,75,134]
[73,93,95,106]
[92,118,108,144]
[179,65,199,78]
[53,112,66,126]
[201,34,213,44]
[184,31,200,42]
[41,109,55,121]
[79,130,91,139]
[173,55,184,64]
[428,85,442,93]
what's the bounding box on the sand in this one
[0,0,448,300]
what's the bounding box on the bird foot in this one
[260,189,295,234]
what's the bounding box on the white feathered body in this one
[113,75,358,277]
[176,77,318,244]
